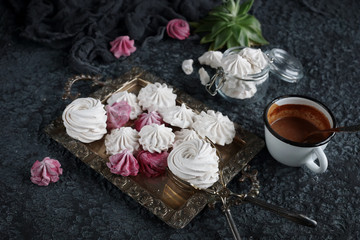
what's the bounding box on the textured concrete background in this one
[1,0,360,239]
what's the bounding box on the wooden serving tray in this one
[45,67,264,229]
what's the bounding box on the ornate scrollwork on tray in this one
[45,67,264,229]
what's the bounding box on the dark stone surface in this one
[1,0,360,239]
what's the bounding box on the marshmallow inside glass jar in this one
[206,47,304,103]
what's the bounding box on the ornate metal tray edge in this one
[45,67,264,229]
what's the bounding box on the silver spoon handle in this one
[223,207,242,240]
[303,124,360,142]
[334,124,360,132]
[244,196,317,228]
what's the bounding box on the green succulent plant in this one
[192,0,268,50]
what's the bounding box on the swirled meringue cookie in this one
[192,110,236,146]
[107,91,142,120]
[105,127,140,155]
[221,54,252,78]
[168,139,219,189]
[159,103,195,128]
[139,124,175,153]
[62,97,107,143]
[239,47,268,73]
[138,82,177,112]
[173,129,200,147]
[198,51,223,69]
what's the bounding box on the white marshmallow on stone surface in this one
[182,59,194,75]
[198,51,223,69]
[199,67,210,85]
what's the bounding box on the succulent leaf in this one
[192,0,268,50]
[238,0,254,15]
[214,28,233,50]
[226,35,240,49]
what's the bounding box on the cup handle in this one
[305,147,328,173]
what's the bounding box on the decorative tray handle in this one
[62,74,105,100]
[208,165,317,240]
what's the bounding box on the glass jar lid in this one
[265,48,304,83]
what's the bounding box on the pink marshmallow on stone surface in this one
[166,19,190,40]
[30,157,63,186]
[137,150,169,178]
[107,149,139,176]
[106,101,131,130]
[110,36,136,58]
[134,111,163,132]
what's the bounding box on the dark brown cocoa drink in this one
[267,104,331,143]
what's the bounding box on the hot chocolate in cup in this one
[263,95,336,173]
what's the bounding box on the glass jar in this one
[206,47,304,104]
[162,168,196,210]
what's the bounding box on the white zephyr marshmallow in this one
[182,59,194,75]
[221,77,257,99]
[198,51,223,69]
[192,110,236,146]
[137,82,177,112]
[107,91,142,120]
[173,129,200,147]
[198,67,210,85]
[62,97,107,143]
[105,127,140,155]
[221,54,253,79]
[239,48,268,74]
[168,138,219,189]
[139,124,175,153]
[159,103,196,128]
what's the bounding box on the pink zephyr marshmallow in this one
[166,19,190,40]
[134,111,164,132]
[106,101,131,130]
[138,150,169,177]
[107,149,139,176]
[30,157,63,186]
[110,36,136,58]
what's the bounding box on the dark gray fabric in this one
[1,0,360,239]
[5,0,222,73]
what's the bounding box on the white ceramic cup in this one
[263,95,336,173]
